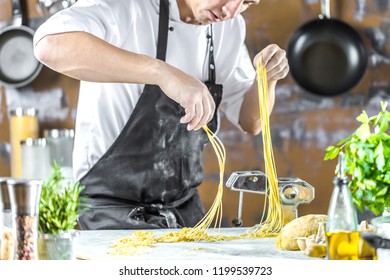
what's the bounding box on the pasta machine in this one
[226,170,315,227]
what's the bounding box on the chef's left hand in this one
[253,44,289,82]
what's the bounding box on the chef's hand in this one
[158,63,215,131]
[253,44,289,82]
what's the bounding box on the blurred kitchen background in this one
[1,0,390,227]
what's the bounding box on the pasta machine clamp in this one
[226,171,315,227]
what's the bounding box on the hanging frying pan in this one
[287,0,368,97]
[0,0,43,88]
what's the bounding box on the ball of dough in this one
[276,214,327,250]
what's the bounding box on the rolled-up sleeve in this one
[33,0,133,47]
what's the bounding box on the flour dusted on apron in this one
[78,0,222,230]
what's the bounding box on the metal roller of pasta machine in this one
[226,170,315,227]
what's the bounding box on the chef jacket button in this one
[169,27,174,31]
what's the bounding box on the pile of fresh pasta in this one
[109,59,284,256]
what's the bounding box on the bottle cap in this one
[337,152,346,178]
[10,107,38,117]
[335,152,349,184]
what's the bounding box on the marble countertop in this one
[76,227,314,260]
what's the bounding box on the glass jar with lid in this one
[10,108,39,178]
[43,129,74,168]
[21,138,51,180]
[44,129,75,181]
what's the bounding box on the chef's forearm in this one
[239,80,276,135]
[34,31,165,85]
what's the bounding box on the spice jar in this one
[21,138,51,180]
[7,179,42,260]
[10,108,39,178]
[0,178,14,260]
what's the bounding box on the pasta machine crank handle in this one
[232,191,244,227]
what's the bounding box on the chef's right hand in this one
[158,63,215,131]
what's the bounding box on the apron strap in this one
[156,0,169,61]
[88,187,197,209]
[86,188,197,229]
[148,188,197,209]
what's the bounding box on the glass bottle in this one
[326,152,359,260]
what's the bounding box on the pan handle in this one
[320,0,331,19]
[11,0,23,27]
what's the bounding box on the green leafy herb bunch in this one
[324,101,390,216]
[39,162,89,234]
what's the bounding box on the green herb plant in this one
[39,162,89,234]
[324,101,390,216]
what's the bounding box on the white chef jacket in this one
[33,0,256,181]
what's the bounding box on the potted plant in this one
[38,162,89,260]
[324,101,390,217]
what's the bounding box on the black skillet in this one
[287,0,367,97]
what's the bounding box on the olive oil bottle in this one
[326,153,359,260]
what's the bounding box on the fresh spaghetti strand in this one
[248,59,284,237]
[109,231,156,256]
[109,59,287,255]
[190,126,226,231]
[109,125,231,255]
[157,125,227,242]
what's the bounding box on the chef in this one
[33,0,289,230]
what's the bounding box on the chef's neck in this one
[177,0,200,25]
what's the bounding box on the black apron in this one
[78,0,223,230]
